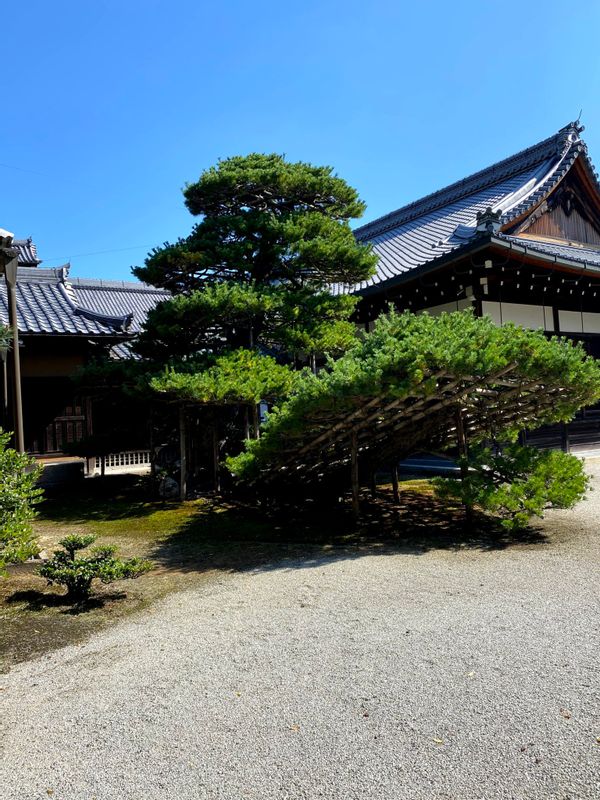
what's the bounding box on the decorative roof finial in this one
[476,207,502,235]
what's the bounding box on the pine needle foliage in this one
[227,310,600,481]
[133,153,376,292]
[151,350,303,405]
[0,430,43,573]
[133,153,375,365]
[0,325,11,351]
[433,444,589,530]
[134,283,358,362]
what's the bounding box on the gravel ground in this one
[2,466,600,799]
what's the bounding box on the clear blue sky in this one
[3,0,600,282]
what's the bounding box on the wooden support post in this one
[561,422,570,453]
[351,430,360,519]
[243,405,251,440]
[149,404,157,491]
[455,407,472,526]
[179,405,187,502]
[391,463,400,503]
[370,469,377,498]
[212,422,220,493]
[252,404,260,439]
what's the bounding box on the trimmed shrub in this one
[39,534,152,602]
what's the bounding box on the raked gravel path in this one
[2,466,600,799]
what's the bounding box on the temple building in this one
[351,121,600,450]
[0,242,168,459]
[3,121,600,465]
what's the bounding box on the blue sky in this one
[3,0,600,281]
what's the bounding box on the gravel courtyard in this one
[2,466,600,799]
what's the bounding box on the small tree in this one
[433,444,589,531]
[39,534,152,603]
[0,429,43,573]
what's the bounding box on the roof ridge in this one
[69,276,167,292]
[355,122,583,240]
[15,267,66,282]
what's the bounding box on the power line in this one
[42,244,155,263]
[0,162,48,177]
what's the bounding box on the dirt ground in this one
[2,463,599,799]
[0,468,590,673]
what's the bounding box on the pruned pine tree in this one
[227,310,600,523]
[131,154,376,495]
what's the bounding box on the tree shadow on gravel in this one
[150,486,549,576]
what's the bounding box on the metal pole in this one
[4,258,24,453]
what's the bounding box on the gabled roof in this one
[14,238,42,267]
[349,122,600,294]
[0,267,169,337]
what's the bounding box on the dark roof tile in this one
[0,268,169,337]
[342,122,599,294]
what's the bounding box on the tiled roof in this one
[13,238,42,267]
[69,277,169,333]
[347,122,599,294]
[499,235,600,270]
[0,267,169,337]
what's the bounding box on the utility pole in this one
[0,231,25,453]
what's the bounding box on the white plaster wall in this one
[420,298,473,317]
[481,301,553,331]
[558,310,600,333]
[559,310,583,333]
[583,312,600,334]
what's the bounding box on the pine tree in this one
[131,153,376,494]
